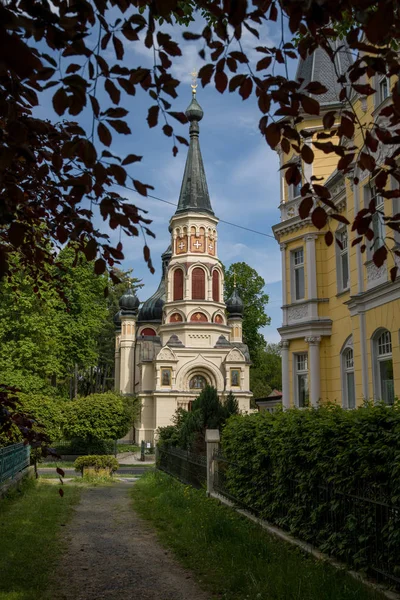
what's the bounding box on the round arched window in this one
[189,375,207,390]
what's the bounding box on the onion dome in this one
[226,288,244,318]
[113,310,122,329]
[118,287,139,314]
[185,96,204,122]
[138,245,171,323]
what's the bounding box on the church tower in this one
[115,89,252,444]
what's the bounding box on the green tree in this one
[250,344,282,400]
[224,262,270,361]
[62,392,139,442]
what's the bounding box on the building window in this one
[230,369,240,387]
[292,248,305,301]
[374,330,394,405]
[161,368,172,387]
[192,267,206,300]
[378,75,390,104]
[212,270,220,302]
[342,347,355,408]
[189,375,207,390]
[141,327,157,337]
[295,353,308,407]
[173,269,184,301]
[336,228,349,292]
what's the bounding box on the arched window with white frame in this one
[341,339,355,409]
[373,329,394,405]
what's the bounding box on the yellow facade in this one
[273,60,400,409]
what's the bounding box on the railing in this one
[212,450,400,589]
[0,442,30,484]
[157,446,207,489]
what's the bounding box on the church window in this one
[212,270,220,302]
[173,269,184,301]
[230,369,240,387]
[161,368,172,387]
[141,327,156,337]
[189,375,207,390]
[192,268,205,300]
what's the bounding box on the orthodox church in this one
[114,90,252,444]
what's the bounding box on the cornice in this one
[278,319,332,340]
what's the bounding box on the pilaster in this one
[305,336,321,408]
[280,243,287,325]
[305,234,318,300]
[280,340,290,409]
[119,315,136,395]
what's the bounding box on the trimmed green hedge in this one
[222,403,400,580]
[53,439,116,456]
[74,455,119,473]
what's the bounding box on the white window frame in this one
[291,247,305,302]
[364,185,385,259]
[294,352,308,408]
[341,340,355,409]
[336,227,350,293]
[288,159,302,200]
[372,329,394,405]
[377,75,390,105]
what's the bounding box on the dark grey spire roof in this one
[175,95,214,216]
[296,42,353,105]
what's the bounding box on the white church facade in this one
[114,92,252,444]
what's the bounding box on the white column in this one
[114,334,120,393]
[280,243,288,326]
[352,178,365,294]
[280,340,290,409]
[119,317,135,395]
[305,235,318,299]
[359,311,369,399]
[306,336,321,408]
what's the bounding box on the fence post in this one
[205,429,220,497]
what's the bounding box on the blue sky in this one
[35,17,299,344]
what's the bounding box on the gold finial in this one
[190,68,198,96]
[233,269,237,289]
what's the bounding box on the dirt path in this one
[49,482,210,600]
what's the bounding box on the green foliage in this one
[0,479,80,600]
[132,471,380,600]
[18,393,64,444]
[250,343,282,400]
[53,439,116,455]
[224,262,270,360]
[74,454,119,473]
[157,387,239,451]
[117,443,140,453]
[222,403,400,575]
[62,392,139,442]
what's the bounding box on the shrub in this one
[53,439,116,456]
[221,402,400,578]
[74,455,119,474]
[62,392,140,442]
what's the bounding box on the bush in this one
[221,402,400,578]
[74,455,119,474]
[62,392,140,442]
[53,439,116,456]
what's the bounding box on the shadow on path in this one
[48,483,210,600]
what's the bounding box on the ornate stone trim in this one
[287,303,308,324]
[305,336,321,345]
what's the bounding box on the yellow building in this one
[272,46,400,409]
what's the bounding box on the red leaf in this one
[215,70,228,94]
[147,105,159,128]
[56,467,65,477]
[365,131,379,153]
[133,180,148,196]
[352,83,376,96]
[304,81,328,95]
[331,214,350,225]
[269,2,278,21]
[107,120,131,134]
[301,95,320,116]
[105,79,121,104]
[59,488,64,497]
[113,35,124,60]
[325,231,334,246]
[313,184,331,199]
[323,111,336,129]
[359,152,376,172]
[265,123,281,149]
[52,87,69,116]
[256,56,272,71]
[258,93,270,114]
[143,245,150,262]
[182,32,201,40]
[94,258,106,274]
[8,222,26,248]
[390,266,398,282]
[299,197,313,219]
[239,77,253,100]
[167,111,188,124]
[198,64,214,87]
[122,154,142,166]
[285,164,301,186]
[339,117,354,139]
[373,245,387,268]
[84,239,97,262]
[375,169,388,190]
[338,154,354,171]
[163,124,173,137]
[301,144,314,164]
[312,206,328,230]
[98,123,112,147]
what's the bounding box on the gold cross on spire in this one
[190,68,198,96]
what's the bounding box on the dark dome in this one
[226,288,244,318]
[185,96,203,122]
[113,310,122,329]
[138,245,171,323]
[119,288,139,314]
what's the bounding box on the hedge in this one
[221,403,400,581]
[74,455,119,474]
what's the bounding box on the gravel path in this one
[49,482,210,600]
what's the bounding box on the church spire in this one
[175,86,214,216]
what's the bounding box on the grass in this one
[0,478,80,600]
[132,471,386,600]
[116,443,140,453]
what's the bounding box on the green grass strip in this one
[0,478,81,600]
[132,471,385,600]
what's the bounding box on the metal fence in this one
[0,442,30,484]
[157,446,207,489]
[213,450,400,589]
